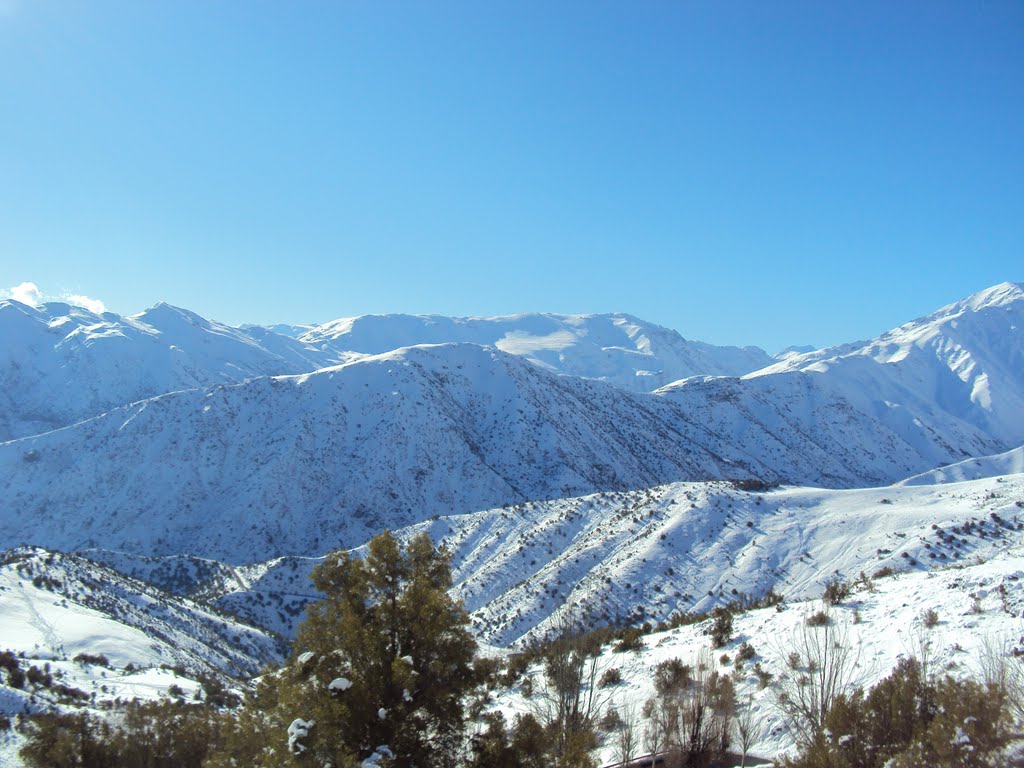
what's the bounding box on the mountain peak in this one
[954,281,1023,313]
[132,301,213,329]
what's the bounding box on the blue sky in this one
[1,1,1021,352]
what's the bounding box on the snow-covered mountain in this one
[749,281,1024,446]
[189,469,1024,646]
[0,343,776,562]
[2,282,1022,767]
[300,311,774,392]
[0,302,772,443]
[2,282,1022,563]
[649,281,1024,486]
[0,300,332,441]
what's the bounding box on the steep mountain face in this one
[0,300,331,441]
[0,343,770,562]
[750,281,1024,446]
[300,312,774,392]
[656,370,1004,488]
[648,282,1024,487]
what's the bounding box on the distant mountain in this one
[0,343,772,562]
[0,282,1020,564]
[300,311,774,392]
[751,281,1024,445]
[241,322,317,339]
[0,303,772,442]
[0,300,331,441]
[653,281,1024,483]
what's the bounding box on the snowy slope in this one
[301,312,773,392]
[749,281,1024,446]
[0,300,331,441]
[1,326,1018,564]
[0,343,780,562]
[0,549,284,678]
[899,445,1024,486]
[203,472,1024,647]
[0,548,286,766]
[655,369,1004,487]
[490,543,1024,764]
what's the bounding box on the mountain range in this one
[0,283,1021,563]
[1,280,1023,765]
[0,302,775,443]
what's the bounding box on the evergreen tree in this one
[210,530,476,768]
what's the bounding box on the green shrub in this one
[613,627,645,652]
[782,656,1013,768]
[654,657,691,695]
[708,607,734,648]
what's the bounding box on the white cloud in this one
[2,283,108,314]
[64,293,107,314]
[5,281,42,306]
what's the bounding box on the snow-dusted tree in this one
[211,530,476,768]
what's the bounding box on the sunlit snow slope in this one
[0,300,330,441]
[301,312,773,393]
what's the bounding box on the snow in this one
[1,281,1023,767]
[0,299,780,445]
[0,300,330,442]
[299,311,774,393]
[415,471,1024,646]
[287,718,314,754]
[0,549,282,696]
[2,283,1022,564]
[749,281,1024,447]
[194,461,1024,649]
[489,539,1024,763]
[361,745,395,767]
[900,445,1024,486]
[328,677,352,692]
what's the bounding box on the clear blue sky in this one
[1,1,1021,352]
